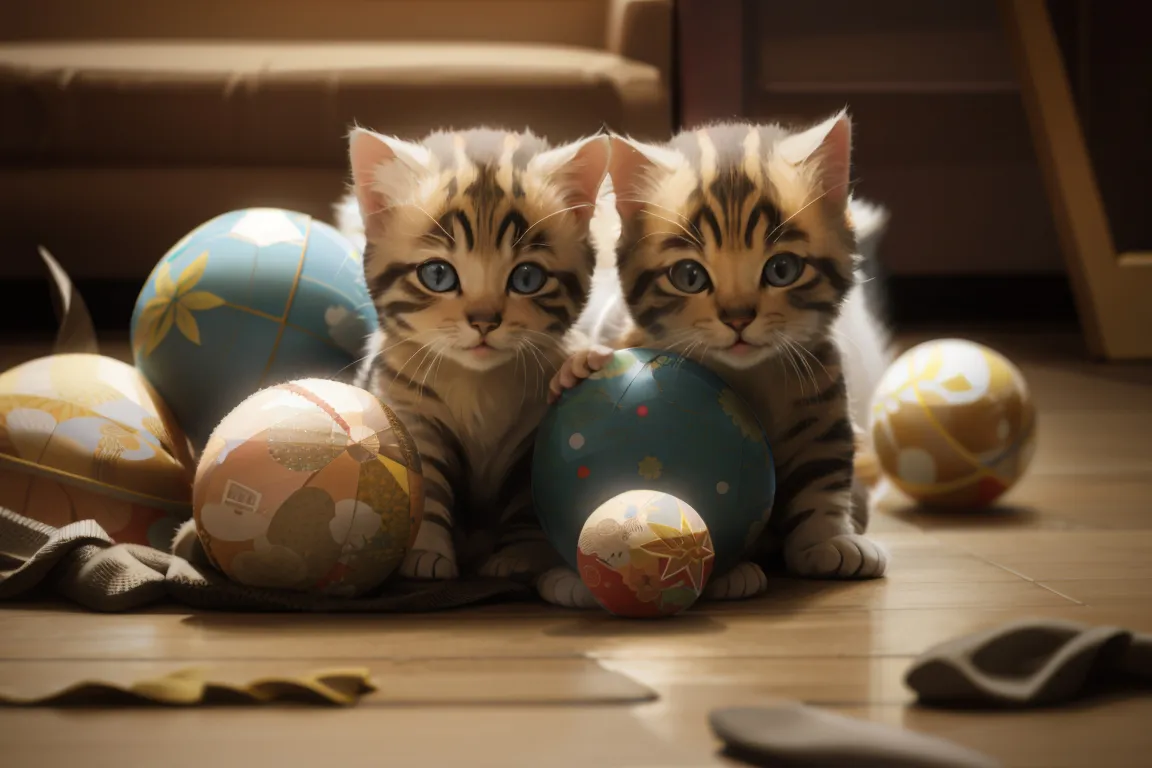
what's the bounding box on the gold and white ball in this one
[870,339,1036,507]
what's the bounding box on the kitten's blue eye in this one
[508,262,547,295]
[417,260,458,293]
[763,253,804,287]
[668,259,710,294]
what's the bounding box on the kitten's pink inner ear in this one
[608,137,656,221]
[817,115,852,209]
[348,129,399,220]
[561,136,611,222]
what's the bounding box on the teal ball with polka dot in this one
[131,208,377,450]
[532,348,776,575]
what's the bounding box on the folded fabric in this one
[0,507,527,612]
[905,618,1152,708]
[709,703,1000,768]
[0,666,374,707]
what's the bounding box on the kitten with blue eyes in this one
[549,113,891,607]
[337,127,610,583]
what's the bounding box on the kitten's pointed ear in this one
[529,135,611,223]
[778,110,853,209]
[348,128,432,235]
[607,135,680,221]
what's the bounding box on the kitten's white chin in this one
[710,343,773,370]
[447,345,515,372]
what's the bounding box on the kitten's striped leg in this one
[479,485,563,580]
[773,397,888,580]
[401,423,460,580]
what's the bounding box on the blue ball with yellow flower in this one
[131,208,377,450]
[532,348,776,576]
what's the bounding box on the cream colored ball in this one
[870,339,1036,507]
[193,378,424,597]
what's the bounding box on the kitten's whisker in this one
[766,179,854,243]
[521,341,551,397]
[335,349,377,378]
[640,211,703,247]
[514,343,529,408]
[615,198,702,238]
[375,330,436,358]
[513,203,596,247]
[773,331,803,393]
[417,340,450,404]
[412,339,445,402]
[785,336,815,397]
[790,336,820,396]
[390,337,441,388]
[412,204,455,244]
[794,339,831,381]
[829,326,864,357]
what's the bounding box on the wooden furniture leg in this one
[999,0,1152,360]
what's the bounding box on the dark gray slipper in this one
[906,618,1152,708]
[709,703,1000,767]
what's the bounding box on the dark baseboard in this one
[0,274,1080,338]
[3,279,144,337]
[879,273,1080,328]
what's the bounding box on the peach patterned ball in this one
[870,339,1036,507]
[193,378,423,597]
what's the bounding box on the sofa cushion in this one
[0,41,669,165]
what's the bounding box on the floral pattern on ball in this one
[131,208,378,450]
[194,378,423,597]
[576,490,715,617]
[532,348,776,577]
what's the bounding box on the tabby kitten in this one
[548,113,889,606]
[342,127,609,581]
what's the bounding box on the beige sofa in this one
[0,0,672,281]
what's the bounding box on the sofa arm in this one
[606,0,672,81]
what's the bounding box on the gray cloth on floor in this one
[905,618,1152,708]
[709,703,1000,768]
[0,508,527,613]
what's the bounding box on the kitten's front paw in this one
[548,345,615,403]
[786,534,888,579]
[479,541,561,580]
[400,549,459,580]
[703,561,769,601]
[536,566,599,609]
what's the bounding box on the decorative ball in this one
[532,348,775,576]
[193,378,423,597]
[577,490,715,618]
[131,208,378,450]
[870,338,1037,507]
[0,353,193,547]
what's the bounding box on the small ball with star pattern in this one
[576,490,716,618]
[532,348,776,581]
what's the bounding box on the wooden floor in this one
[2,330,1152,767]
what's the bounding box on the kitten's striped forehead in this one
[420,128,552,251]
[660,123,795,249]
[669,123,790,200]
[424,128,548,202]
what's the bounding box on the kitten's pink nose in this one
[721,313,755,331]
[468,312,502,335]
